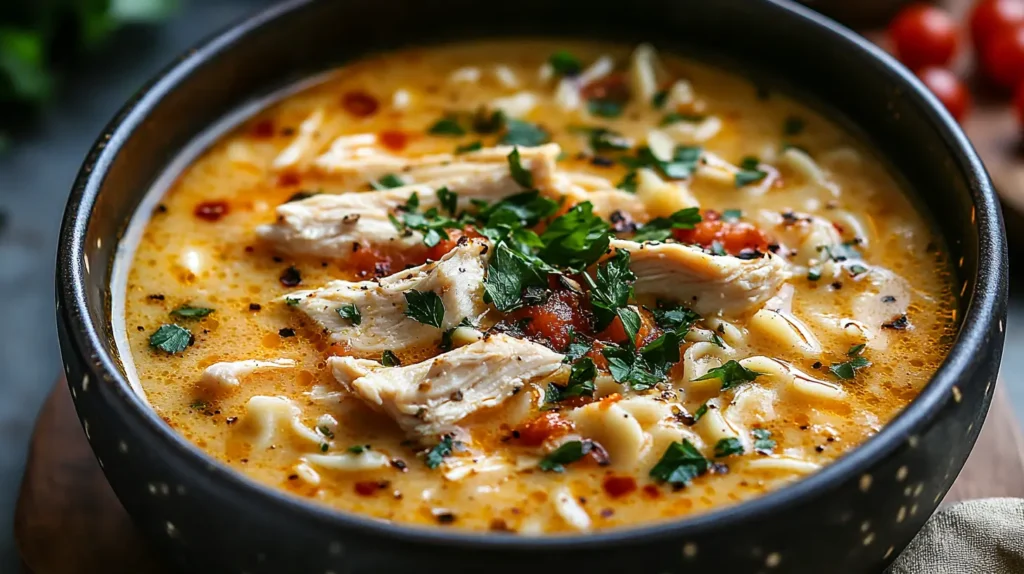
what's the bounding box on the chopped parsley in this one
[722,208,743,222]
[652,90,669,109]
[149,324,192,354]
[584,249,636,332]
[439,317,475,352]
[285,297,300,307]
[403,290,445,329]
[538,440,592,472]
[482,242,546,312]
[336,303,361,326]
[650,301,700,335]
[632,207,702,243]
[428,116,466,136]
[818,242,862,263]
[617,171,638,192]
[169,305,214,319]
[735,156,767,187]
[476,189,557,228]
[347,444,369,454]
[848,343,866,357]
[693,402,709,422]
[501,119,549,146]
[849,263,869,277]
[829,356,870,380]
[538,201,610,271]
[317,425,335,439]
[562,329,592,363]
[548,50,582,76]
[714,437,744,458]
[507,147,534,189]
[388,192,461,247]
[649,440,709,486]
[544,358,597,407]
[623,145,703,180]
[455,141,483,154]
[587,98,624,118]
[752,428,776,453]
[425,435,454,469]
[472,108,506,134]
[437,186,458,216]
[602,331,682,391]
[693,360,762,390]
[371,173,405,190]
[381,350,401,367]
[570,125,632,152]
[661,112,706,126]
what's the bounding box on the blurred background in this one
[0,0,1021,571]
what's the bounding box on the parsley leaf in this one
[483,243,546,312]
[637,331,682,375]
[336,303,361,326]
[829,356,870,380]
[563,329,592,362]
[539,440,592,472]
[347,444,368,454]
[617,171,638,192]
[585,249,636,331]
[848,343,866,357]
[428,116,466,136]
[650,301,700,335]
[390,201,461,248]
[381,350,401,367]
[545,357,598,408]
[548,50,582,76]
[501,119,549,146]
[632,207,702,243]
[403,290,445,328]
[507,147,534,189]
[752,428,776,453]
[439,317,475,352]
[819,242,862,263]
[649,440,709,486]
[714,437,744,458]
[425,435,454,469]
[623,145,703,180]
[570,125,632,152]
[735,156,767,187]
[722,209,743,222]
[476,190,557,228]
[602,344,661,391]
[371,173,405,190]
[539,202,611,271]
[437,186,458,216]
[169,305,214,319]
[693,360,762,390]
[149,324,192,354]
[455,141,483,154]
[661,112,706,126]
[588,99,624,118]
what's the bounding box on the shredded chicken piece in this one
[610,239,790,316]
[282,239,491,354]
[200,359,295,388]
[328,333,565,436]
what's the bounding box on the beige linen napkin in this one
[889,498,1024,573]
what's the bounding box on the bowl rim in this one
[57,0,1006,550]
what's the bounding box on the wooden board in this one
[13,378,1024,574]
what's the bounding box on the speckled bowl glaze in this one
[55,0,1008,572]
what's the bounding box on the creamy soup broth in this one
[120,40,956,534]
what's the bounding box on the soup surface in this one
[120,40,957,534]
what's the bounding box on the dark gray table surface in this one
[0,2,1019,571]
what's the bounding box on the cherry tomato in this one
[889,4,959,69]
[970,0,1024,53]
[982,24,1024,88]
[916,67,971,121]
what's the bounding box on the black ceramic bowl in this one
[56,0,1008,572]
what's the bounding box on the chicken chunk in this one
[328,333,565,436]
[283,239,491,354]
[258,145,561,259]
[610,239,790,316]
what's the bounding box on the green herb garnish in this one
[538,440,592,472]
[693,360,762,390]
[149,324,192,354]
[403,290,445,329]
[649,440,709,486]
[336,303,361,326]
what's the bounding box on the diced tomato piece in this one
[674,214,771,256]
[250,119,275,139]
[505,276,592,350]
[378,130,409,152]
[581,72,630,102]
[515,412,574,447]
[341,90,380,117]
[194,200,229,222]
